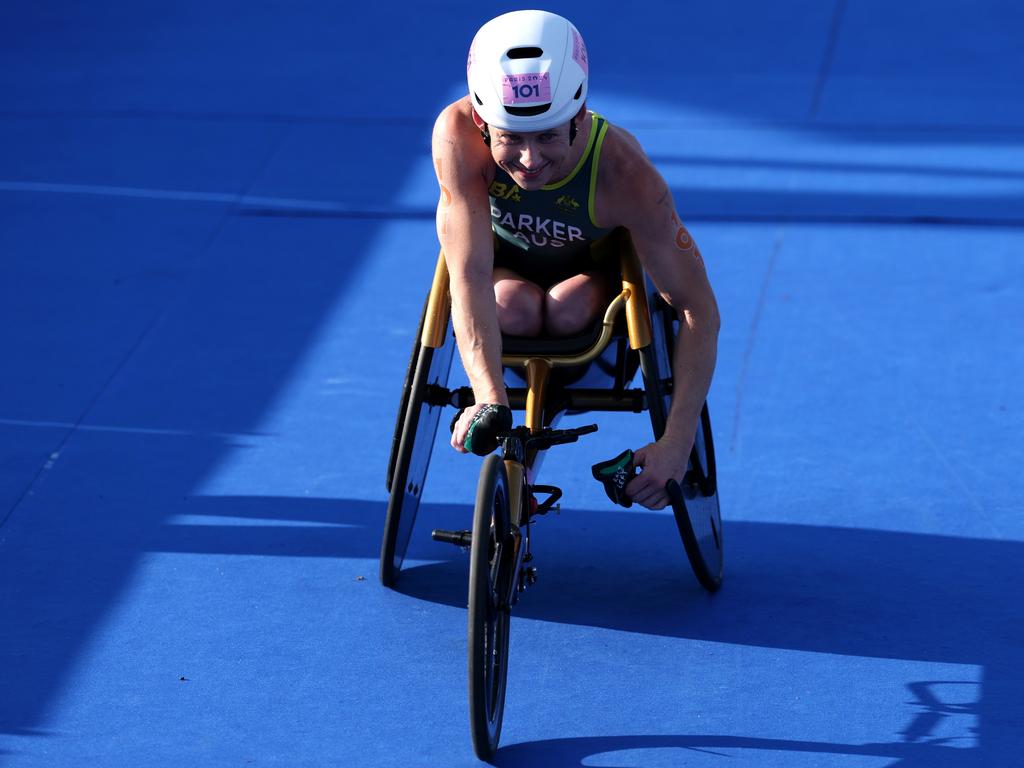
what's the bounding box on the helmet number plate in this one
[502,73,551,105]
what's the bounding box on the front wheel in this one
[468,454,513,760]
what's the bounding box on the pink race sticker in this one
[572,29,588,75]
[501,72,551,105]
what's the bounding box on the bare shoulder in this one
[432,97,475,143]
[593,122,669,227]
[432,97,493,187]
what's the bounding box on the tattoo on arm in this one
[670,210,696,253]
[435,158,453,207]
[675,225,694,251]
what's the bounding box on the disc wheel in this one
[379,306,455,587]
[641,292,723,592]
[468,454,513,760]
[385,305,426,494]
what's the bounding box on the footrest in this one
[431,529,472,547]
[530,485,562,516]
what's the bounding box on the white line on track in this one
[0,417,264,440]
[0,179,411,216]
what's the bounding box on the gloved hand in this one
[450,404,513,456]
[591,449,637,508]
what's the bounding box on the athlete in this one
[434,10,719,510]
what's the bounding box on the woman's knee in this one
[494,276,544,336]
[545,273,609,336]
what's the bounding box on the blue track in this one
[1,3,1022,766]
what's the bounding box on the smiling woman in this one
[433,9,720,487]
[483,120,576,189]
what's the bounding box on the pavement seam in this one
[0,320,156,532]
[810,0,849,120]
[908,416,1002,538]
[730,228,785,454]
[0,123,292,533]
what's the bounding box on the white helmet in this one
[467,10,589,132]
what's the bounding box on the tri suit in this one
[489,112,616,287]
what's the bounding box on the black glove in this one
[591,449,637,508]
[450,404,513,456]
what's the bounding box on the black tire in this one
[386,305,426,493]
[667,405,723,592]
[468,454,513,761]
[641,293,724,592]
[379,311,456,587]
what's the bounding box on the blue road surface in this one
[1,2,1023,766]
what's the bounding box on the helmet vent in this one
[506,46,543,59]
[505,104,551,117]
[474,92,484,105]
[574,84,583,99]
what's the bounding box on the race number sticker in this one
[502,72,551,105]
[572,29,588,75]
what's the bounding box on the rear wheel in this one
[379,307,455,587]
[667,405,723,592]
[468,454,513,760]
[641,293,723,592]
[385,305,426,494]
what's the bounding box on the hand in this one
[450,403,512,455]
[450,403,486,453]
[624,437,691,510]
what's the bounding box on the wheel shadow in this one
[397,506,1021,665]
[397,504,1021,766]
[492,732,985,768]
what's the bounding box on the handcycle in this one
[380,229,723,760]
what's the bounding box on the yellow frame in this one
[420,240,653,434]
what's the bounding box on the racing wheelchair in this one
[380,229,722,760]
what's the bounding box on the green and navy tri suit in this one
[489,112,616,286]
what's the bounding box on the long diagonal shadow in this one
[397,508,1020,664]
[493,732,984,768]
[393,503,1021,765]
[134,493,1005,764]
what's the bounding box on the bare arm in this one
[432,107,508,432]
[607,132,720,507]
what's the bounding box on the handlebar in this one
[500,424,598,452]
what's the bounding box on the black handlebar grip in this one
[464,404,513,456]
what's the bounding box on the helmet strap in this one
[480,125,491,147]
[569,119,577,146]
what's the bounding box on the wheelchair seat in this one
[499,313,606,358]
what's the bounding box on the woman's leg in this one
[544,270,614,336]
[493,267,544,337]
